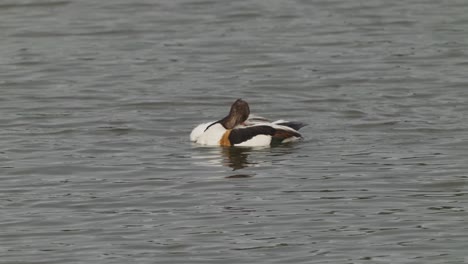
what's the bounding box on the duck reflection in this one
[221,144,297,170]
[221,146,256,170]
[191,143,297,172]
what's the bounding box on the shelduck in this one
[190,99,306,147]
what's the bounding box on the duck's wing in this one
[229,125,302,146]
[245,116,307,131]
[244,114,270,126]
[273,121,307,131]
[229,126,275,145]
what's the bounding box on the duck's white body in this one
[190,115,282,142]
[190,122,213,142]
[190,119,302,147]
[194,123,226,146]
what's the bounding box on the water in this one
[1,0,468,263]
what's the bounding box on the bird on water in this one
[190,99,306,147]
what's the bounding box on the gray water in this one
[1,0,468,263]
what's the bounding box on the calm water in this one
[1,0,468,263]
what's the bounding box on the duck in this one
[190,99,306,147]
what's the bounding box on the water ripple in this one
[1,0,468,263]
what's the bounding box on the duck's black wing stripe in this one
[229,126,276,145]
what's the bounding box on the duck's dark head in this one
[220,99,250,129]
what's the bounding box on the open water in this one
[1,0,468,263]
